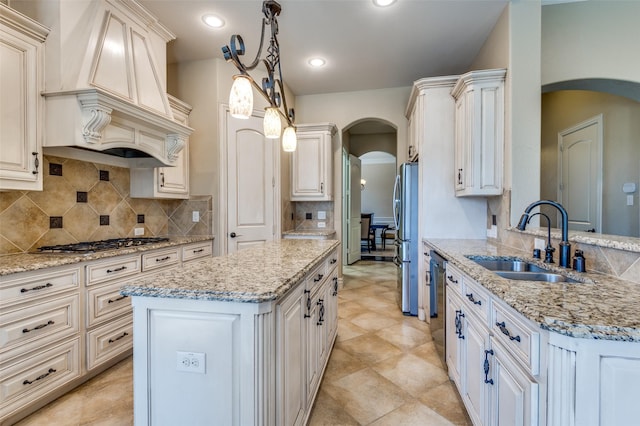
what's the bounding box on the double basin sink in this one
[469,257,582,283]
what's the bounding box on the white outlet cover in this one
[134,227,144,236]
[534,238,546,250]
[317,222,326,228]
[176,351,206,374]
[192,211,200,222]
[317,211,326,220]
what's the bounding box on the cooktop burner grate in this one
[37,237,170,253]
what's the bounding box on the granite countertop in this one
[0,236,214,276]
[282,229,337,237]
[121,239,340,303]
[425,239,640,342]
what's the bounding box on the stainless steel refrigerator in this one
[392,162,419,315]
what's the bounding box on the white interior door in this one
[347,155,362,264]
[226,112,277,253]
[558,115,603,232]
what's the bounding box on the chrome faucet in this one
[516,200,571,268]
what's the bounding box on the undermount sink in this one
[468,257,582,283]
[494,270,580,283]
[470,258,548,272]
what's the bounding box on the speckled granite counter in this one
[0,236,213,276]
[282,229,337,239]
[121,239,340,303]
[425,239,640,342]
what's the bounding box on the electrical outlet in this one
[176,351,206,374]
[134,227,144,236]
[534,238,546,250]
[317,222,326,228]
[192,211,200,222]
[627,195,634,206]
[317,211,326,220]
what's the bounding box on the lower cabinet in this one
[446,263,540,426]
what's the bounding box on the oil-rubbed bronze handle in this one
[21,282,53,293]
[108,295,128,304]
[160,172,165,187]
[23,368,56,385]
[466,293,482,305]
[32,152,39,175]
[314,274,324,282]
[106,266,127,273]
[156,256,171,262]
[23,320,54,333]
[496,321,521,342]
[447,275,458,284]
[108,332,129,344]
[193,248,204,253]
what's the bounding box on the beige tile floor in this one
[15,260,470,426]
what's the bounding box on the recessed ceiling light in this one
[308,58,326,68]
[373,0,397,7]
[202,14,225,28]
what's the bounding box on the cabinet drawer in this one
[86,256,140,286]
[142,248,180,272]
[0,337,81,415]
[445,265,463,295]
[306,262,327,294]
[0,266,80,307]
[461,278,491,324]
[182,241,213,262]
[326,249,339,271]
[492,302,540,375]
[86,315,133,370]
[0,294,79,353]
[86,281,132,327]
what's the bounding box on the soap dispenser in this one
[572,250,586,272]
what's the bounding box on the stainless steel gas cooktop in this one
[37,237,170,254]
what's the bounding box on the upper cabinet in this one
[130,96,192,199]
[451,69,506,197]
[291,123,337,201]
[0,5,49,191]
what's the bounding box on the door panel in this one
[558,115,602,232]
[347,155,362,264]
[226,113,276,253]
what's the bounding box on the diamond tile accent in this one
[49,163,63,176]
[99,170,110,181]
[77,192,88,203]
[50,216,63,229]
[100,215,110,226]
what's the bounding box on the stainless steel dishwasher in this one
[429,250,447,365]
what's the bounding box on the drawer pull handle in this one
[32,152,40,175]
[314,274,324,282]
[156,256,171,262]
[317,299,325,325]
[23,320,54,333]
[106,266,127,273]
[484,350,494,385]
[21,282,53,293]
[23,368,56,385]
[108,295,128,304]
[333,277,338,296]
[193,248,205,253]
[304,290,311,318]
[466,293,482,305]
[330,258,337,264]
[446,275,458,284]
[108,332,129,344]
[496,321,521,342]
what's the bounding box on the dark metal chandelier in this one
[221,0,297,151]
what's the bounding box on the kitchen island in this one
[425,238,640,426]
[121,239,340,426]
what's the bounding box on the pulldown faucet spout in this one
[516,200,571,268]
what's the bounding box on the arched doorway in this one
[341,118,397,265]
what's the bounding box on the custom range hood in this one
[13,0,192,167]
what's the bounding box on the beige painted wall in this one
[542,1,640,86]
[349,133,397,158]
[541,90,640,237]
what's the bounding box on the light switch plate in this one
[534,238,546,250]
[134,227,144,236]
[317,211,326,220]
[318,222,326,228]
[192,211,200,222]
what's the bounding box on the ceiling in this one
[139,0,510,97]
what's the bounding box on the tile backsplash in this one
[294,201,334,231]
[0,156,211,255]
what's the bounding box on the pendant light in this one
[282,126,297,152]
[263,107,281,139]
[229,75,253,119]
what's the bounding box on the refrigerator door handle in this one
[392,174,401,230]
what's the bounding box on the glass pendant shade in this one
[263,107,281,139]
[229,76,253,119]
[282,126,297,152]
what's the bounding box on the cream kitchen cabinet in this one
[0,4,49,191]
[0,239,213,425]
[445,263,541,426]
[290,123,337,201]
[451,69,506,197]
[130,95,192,199]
